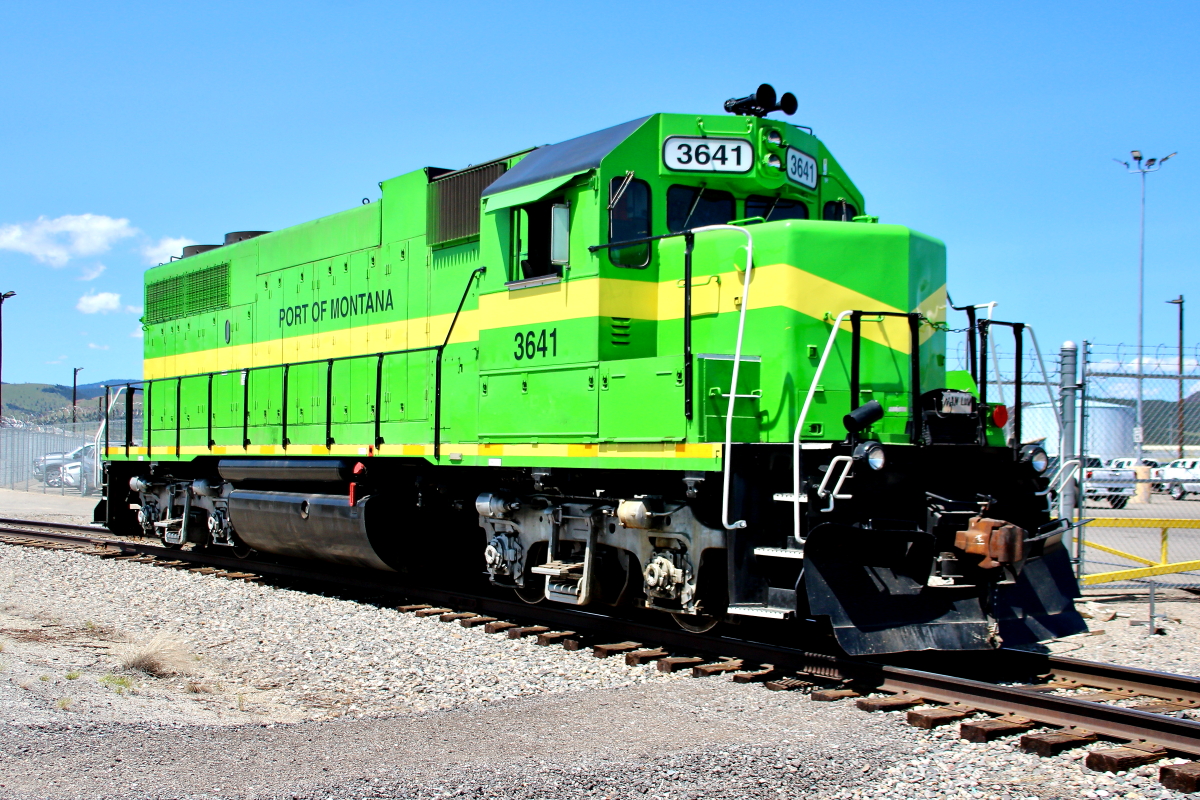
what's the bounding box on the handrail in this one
[680,224,754,532]
[792,309,853,543]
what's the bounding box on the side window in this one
[667,186,735,233]
[823,199,859,221]
[511,198,569,282]
[746,195,810,222]
[609,177,651,268]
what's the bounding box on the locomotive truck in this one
[98,85,1085,655]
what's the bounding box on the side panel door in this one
[599,355,686,441]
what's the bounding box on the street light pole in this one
[72,367,84,425]
[0,291,15,424]
[1168,296,1185,458]
[1116,151,1176,462]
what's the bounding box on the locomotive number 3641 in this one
[513,328,558,361]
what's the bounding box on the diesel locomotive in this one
[99,85,1085,655]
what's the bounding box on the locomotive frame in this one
[98,88,1085,655]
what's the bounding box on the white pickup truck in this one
[1083,457,1136,509]
[1159,458,1200,500]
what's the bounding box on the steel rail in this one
[2,520,1200,755]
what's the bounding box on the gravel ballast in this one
[3,540,1200,799]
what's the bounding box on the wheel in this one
[1109,496,1128,510]
[672,612,720,633]
[1171,483,1188,501]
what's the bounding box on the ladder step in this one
[531,561,584,576]
[725,603,795,620]
[753,547,805,559]
[772,493,809,503]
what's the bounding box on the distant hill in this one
[1,380,141,421]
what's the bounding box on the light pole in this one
[0,291,14,424]
[1115,150,1177,461]
[1168,296,1184,458]
[72,367,84,425]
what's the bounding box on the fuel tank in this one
[227,490,394,572]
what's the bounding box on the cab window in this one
[746,195,810,222]
[823,199,859,221]
[667,186,735,233]
[609,177,651,268]
[512,198,569,281]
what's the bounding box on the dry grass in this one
[118,632,195,677]
[55,697,73,711]
[185,680,215,694]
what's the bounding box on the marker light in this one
[992,404,1009,428]
[767,130,782,145]
[766,154,782,169]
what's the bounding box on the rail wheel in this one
[671,612,720,634]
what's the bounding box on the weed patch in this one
[119,632,195,677]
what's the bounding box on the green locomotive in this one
[100,85,1084,654]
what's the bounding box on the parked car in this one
[61,456,99,496]
[33,444,97,491]
[1160,458,1200,501]
[1083,456,1135,509]
[1107,457,1162,492]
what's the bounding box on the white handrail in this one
[94,386,128,476]
[686,224,754,531]
[791,309,854,542]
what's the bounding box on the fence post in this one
[1060,341,1081,576]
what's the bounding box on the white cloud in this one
[77,291,122,314]
[131,328,144,339]
[87,342,110,350]
[142,236,196,265]
[78,263,106,281]
[126,304,143,314]
[45,355,67,365]
[0,214,136,267]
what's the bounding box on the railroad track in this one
[3,517,1200,792]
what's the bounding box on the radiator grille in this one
[427,161,506,247]
[145,263,230,325]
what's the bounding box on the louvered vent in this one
[610,317,632,346]
[145,263,230,325]
[427,160,507,247]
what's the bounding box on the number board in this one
[662,137,752,173]
[785,147,818,189]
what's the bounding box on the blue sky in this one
[0,1,1196,386]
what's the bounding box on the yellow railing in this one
[1081,517,1200,585]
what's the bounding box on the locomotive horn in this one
[724,84,797,117]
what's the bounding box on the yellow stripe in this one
[144,266,945,378]
[118,441,717,459]
[1082,560,1200,585]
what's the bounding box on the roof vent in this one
[181,244,223,258]
[224,231,270,245]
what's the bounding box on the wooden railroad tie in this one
[1073,691,1128,703]
[811,687,862,701]
[1020,728,1098,757]
[856,693,925,712]
[1128,700,1189,714]
[764,676,816,692]
[414,607,453,618]
[397,604,431,613]
[657,656,704,673]
[907,703,976,729]
[731,665,779,684]
[507,625,549,640]
[959,715,1035,743]
[439,612,476,623]
[459,616,497,628]
[484,621,518,634]
[535,631,576,646]
[1086,742,1168,773]
[625,648,669,666]
[592,642,642,659]
[561,637,584,651]
[1161,762,1200,793]
[692,658,744,678]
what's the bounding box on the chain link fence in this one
[0,386,140,498]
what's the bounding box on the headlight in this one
[766,154,782,169]
[766,130,783,145]
[853,441,886,471]
[1020,445,1049,474]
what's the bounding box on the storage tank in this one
[1021,400,1135,462]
